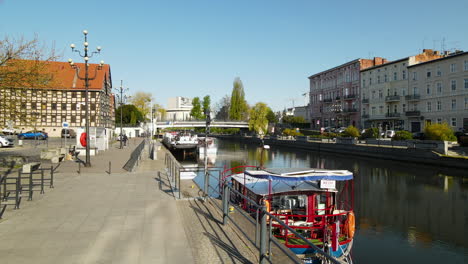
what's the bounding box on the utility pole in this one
[114,80,128,149]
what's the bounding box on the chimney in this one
[373,57,387,66]
[423,49,434,54]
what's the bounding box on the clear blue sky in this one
[2,0,468,111]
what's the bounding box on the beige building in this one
[0,60,115,137]
[165,96,193,121]
[407,51,468,132]
[360,49,443,131]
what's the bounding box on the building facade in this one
[0,61,114,137]
[165,96,193,121]
[360,49,444,131]
[407,51,468,132]
[309,58,387,129]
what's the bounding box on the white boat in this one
[162,131,198,151]
[197,137,217,155]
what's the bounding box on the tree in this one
[248,102,269,135]
[115,104,144,125]
[229,77,248,120]
[202,95,211,118]
[152,103,166,120]
[342,126,360,138]
[214,95,230,120]
[190,97,203,119]
[266,107,278,123]
[282,115,306,124]
[424,123,457,141]
[0,35,59,128]
[130,92,152,119]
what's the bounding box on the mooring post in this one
[222,183,229,225]
[109,161,111,175]
[259,206,268,264]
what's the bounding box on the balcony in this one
[405,111,421,117]
[385,95,401,102]
[342,108,358,113]
[362,98,369,104]
[385,112,401,118]
[362,114,369,119]
[323,98,333,103]
[405,94,421,101]
[343,94,357,100]
[335,96,341,100]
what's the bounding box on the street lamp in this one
[114,80,129,149]
[68,29,104,167]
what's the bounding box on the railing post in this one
[50,165,54,188]
[28,171,33,200]
[222,182,229,225]
[15,177,20,209]
[40,170,44,194]
[259,206,268,264]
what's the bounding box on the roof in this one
[1,59,111,91]
[360,57,409,72]
[407,51,468,68]
[308,59,361,79]
[244,168,353,181]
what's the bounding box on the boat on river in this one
[225,167,355,263]
[162,131,198,151]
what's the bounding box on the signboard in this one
[62,122,69,128]
[320,180,336,189]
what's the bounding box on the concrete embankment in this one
[214,135,468,171]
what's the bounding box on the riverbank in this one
[213,135,468,171]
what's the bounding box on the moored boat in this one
[162,131,198,151]
[224,167,355,263]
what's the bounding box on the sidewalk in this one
[0,139,194,264]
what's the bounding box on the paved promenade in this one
[0,139,193,264]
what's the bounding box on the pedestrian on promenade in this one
[123,134,128,146]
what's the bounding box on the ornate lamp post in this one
[68,30,104,167]
[114,80,129,149]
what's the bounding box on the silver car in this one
[0,135,14,147]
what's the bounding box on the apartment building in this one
[0,60,114,137]
[360,49,443,130]
[407,51,468,132]
[309,58,387,129]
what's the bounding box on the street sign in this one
[320,180,336,189]
[62,122,69,128]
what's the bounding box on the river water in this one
[188,139,467,264]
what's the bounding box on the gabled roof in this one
[1,60,111,91]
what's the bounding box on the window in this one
[71,116,76,123]
[437,118,442,124]
[377,76,381,83]
[464,79,468,89]
[465,97,468,109]
[91,103,96,111]
[52,116,56,122]
[384,74,388,82]
[81,91,86,98]
[402,88,406,96]
[62,91,66,98]
[61,103,66,110]
[51,103,57,110]
[362,80,365,87]
[413,86,419,95]
[72,92,77,98]
[427,102,432,112]
[437,101,442,111]
[451,99,457,110]
[379,106,383,114]
[371,107,376,115]
[31,102,37,109]
[465,60,468,71]
[426,84,431,95]
[412,72,418,80]
[402,104,406,112]
[437,66,442,76]
[426,70,431,78]
[437,82,442,94]
[41,103,47,110]
[393,72,397,80]
[451,117,457,127]
[71,103,76,111]
[450,63,456,73]
[378,90,383,99]
[371,90,376,99]
[402,70,406,80]
[451,80,457,91]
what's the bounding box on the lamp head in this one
[96,46,101,52]
[70,43,75,50]
[84,42,89,47]
[83,30,88,35]
[100,60,105,66]
[84,57,89,61]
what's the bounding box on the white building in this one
[165,97,193,121]
[407,51,468,132]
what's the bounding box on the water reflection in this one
[210,139,468,263]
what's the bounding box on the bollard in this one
[40,170,44,194]
[78,162,81,174]
[259,206,268,264]
[108,161,111,175]
[28,171,33,201]
[222,183,230,225]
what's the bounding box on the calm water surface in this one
[191,139,467,264]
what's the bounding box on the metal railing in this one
[123,139,147,172]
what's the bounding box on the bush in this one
[322,132,338,138]
[424,123,457,141]
[393,130,413,141]
[282,128,303,137]
[342,126,360,138]
[360,128,379,139]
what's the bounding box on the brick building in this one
[309,58,387,129]
[0,60,115,137]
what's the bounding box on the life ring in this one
[345,211,355,239]
[80,132,87,147]
[264,199,271,212]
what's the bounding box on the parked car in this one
[0,135,14,147]
[412,132,426,140]
[384,130,395,138]
[61,128,76,138]
[17,131,48,140]
[1,128,20,135]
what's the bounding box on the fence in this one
[123,139,147,172]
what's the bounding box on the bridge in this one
[155,121,248,129]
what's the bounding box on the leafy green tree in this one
[393,130,413,141]
[190,97,203,119]
[202,95,211,118]
[359,128,379,139]
[266,107,278,123]
[115,104,144,125]
[424,123,457,141]
[229,77,248,120]
[248,102,269,135]
[130,92,152,119]
[282,115,306,124]
[214,95,230,120]
[342,125,360,138]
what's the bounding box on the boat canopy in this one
[244,168,353,181]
